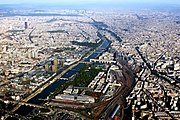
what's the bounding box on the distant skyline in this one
[0,0,180,5]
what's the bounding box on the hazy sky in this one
[0,0,180,5]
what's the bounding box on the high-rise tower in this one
[25,22,28,29]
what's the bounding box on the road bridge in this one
[1,99,44,109]
[90,59,116,64]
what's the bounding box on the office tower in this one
[54,59,58,66]
[45,64,49,71]
[25,22,28,29]
[52,65,57,72]
[60,61,64,67]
